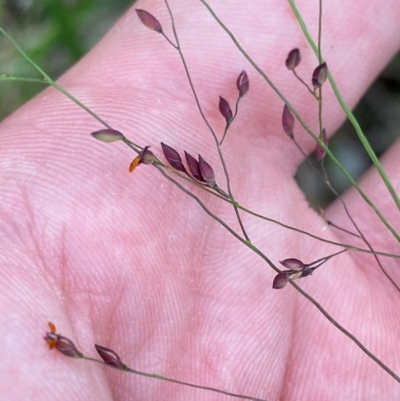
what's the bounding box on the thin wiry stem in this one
[288,277,400,382]
[155,164,254,255]
[292,70,315,96]
[321,162,400,292]
[160,31,178,48]
[308,248,347,267]
[238,202,400,259]
[155,2,400,381]
[293,136,400,293]
[83,355,269,401]
[163,0,250,243]
[314,0,398,291]
[318,0,323,64]
[153,151,400,259]
[125,136,400,261]
[327,220,359,237]
[91,129,399,259]
[316,0,323,137]
[198,0,400,243]
[0,75,48,84]
[123,134,400,260]
[155,151,400,259]
[297,0,400,293]
[154,163,400,383]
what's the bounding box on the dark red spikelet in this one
[198,155,216,188]
[161,142,186,172]
[315,128,328,162]
[185,151,205,182]
[285,48,301,70]
[95,344,124,368]
[280,258,305,271]
[273,273,289,289]
[236,70,249,97]
[136,9,162,33]
[312,62,328,89]
[219,96,233,124]
[282,104,295,138]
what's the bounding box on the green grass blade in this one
[288,0,400,211]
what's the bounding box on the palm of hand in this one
[1,1,400,400]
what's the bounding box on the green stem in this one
[317,0,322,63]
[0,75,48,84]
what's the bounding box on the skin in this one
[1,0,400,400]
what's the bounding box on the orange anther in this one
[129,156,141,172]
[48,322,56,334]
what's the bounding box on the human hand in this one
[1,0,400,400]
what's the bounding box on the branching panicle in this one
[2,0,400,396]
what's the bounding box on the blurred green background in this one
[0,0,134,117]
[0,0,399,208]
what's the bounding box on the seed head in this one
[285,48,301,70]
[218,96,233,124]
[273,273,289,289]
[136,9,162,33]
[312,62,328,89]
[44,322,82,358]
[236,70,249,97]
[185,151,205,182]
[91,129,124,143]
[161,142,186,173]
[95,344,124,368]
[280,258,305,271]
[198,155,216,188]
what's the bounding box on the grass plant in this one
[1,0,400,399]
